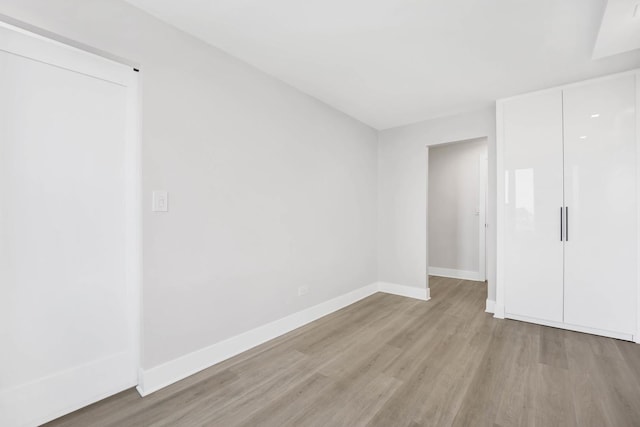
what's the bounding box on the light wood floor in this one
[46,276,640,427]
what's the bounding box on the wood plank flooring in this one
[46,276,640,426]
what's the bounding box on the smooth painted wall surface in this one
[0,0,378,369]
[428,138,487,272]
[378,108,497,300]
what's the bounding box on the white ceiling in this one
[594,0,640,59]
[125,0,640,129]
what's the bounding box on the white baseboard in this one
[493,303,505,319]
[138,280,431,397]
[138,282,380,396]
[377,281,430,301]
[485,299,496,314]
[429,266,484,282]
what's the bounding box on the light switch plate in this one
[152,191,168,212]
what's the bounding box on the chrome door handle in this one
[560,207,563,241]
[565,207,568,241]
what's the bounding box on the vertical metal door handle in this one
[560,207,563,241]
[565,207,568,241]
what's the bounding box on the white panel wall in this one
[0,0,378,370]
[378,109,496,299]
[428,138,487,273]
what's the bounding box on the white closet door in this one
[563,75,637,334]
[503,91,565,322]
[0,25,138,426]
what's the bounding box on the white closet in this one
[497,71,639,341]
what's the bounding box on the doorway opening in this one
[427,137,488,296]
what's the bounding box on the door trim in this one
[635,70,640,344]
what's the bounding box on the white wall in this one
[428,138,487,273]
[0,0,378,370]
[377,108,496,301]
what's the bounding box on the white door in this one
[563,75,637,334]
[503,90,565,322]
[478,155,488,282]
[0,24,139,426]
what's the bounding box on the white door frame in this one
[636,69,640,344]
[0,20,142,425]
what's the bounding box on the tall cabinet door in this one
[503,91,565,322]
[563,75,637,334]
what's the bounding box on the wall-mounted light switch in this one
[152,191,168,212]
